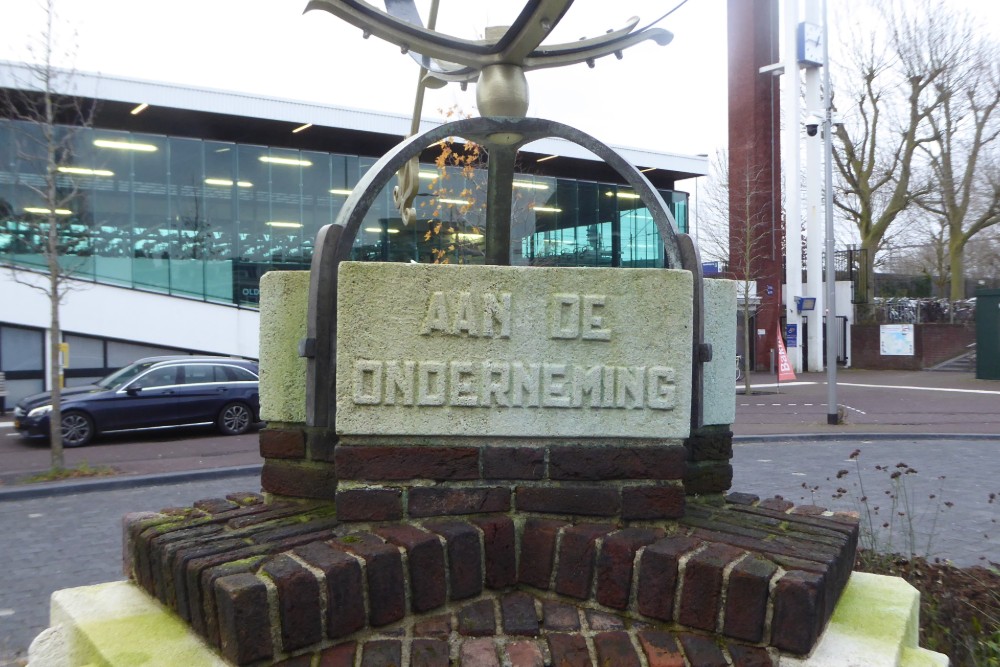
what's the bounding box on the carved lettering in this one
[352,359,676,411]
[419,291,511,338]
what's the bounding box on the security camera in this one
[805,114,824,137]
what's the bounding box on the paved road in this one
[0,473,262,666]
[0,422,261,486]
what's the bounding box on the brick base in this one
[125,491,857,665]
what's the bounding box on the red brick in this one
[684,429,734,462]
[683,461,733,495]
[259,428,306,459]
[409,487,510,517]
[758,497,794,512]
[457,599,496,637]
[677,632,728,667]
[501,592,539,636]
[424,521,482,600]
[261,459,337,499]
[472,516,516,589]
[549,445,686,480]
[413,614,452,639]
[724,555,778,642]
[596,528,664,609]
[336,488,402,521]
[318,642,356,667]
[483,447,544,479]
[725,491,760,506]
[542,601,581,631]
[518,518,568,590]
[335,446,479,480]
[637,629,684,667]
[593,631,641,667]
[771,570,826,655]
[332,536,406,628]
[193,497,240,514]
[547,634,590,667]
[636,535,701,621]
[727,643,774,666]
[554,523,616,599]
[506,640,545,667]
[261,554,322,652]
[374,525,446,612]
[293,541,366,639]
[214,573,273,665]
[622,485,686,520]
[411,639,450,667]
[460,638,500,666]
[678,543,745,632]
[586,610,625,631]
[516,486,620,516]
[361,639,401,666]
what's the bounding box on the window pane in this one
[1,326,43,371]
[64,334,105,369]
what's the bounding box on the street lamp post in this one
[822,0,838,424]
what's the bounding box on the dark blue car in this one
[13,356,260,447]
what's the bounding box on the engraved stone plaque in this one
[336,262,693,439]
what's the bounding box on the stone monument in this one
[28,2,948,666]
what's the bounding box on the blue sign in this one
[785,323,798,347]
[766,285,774,296]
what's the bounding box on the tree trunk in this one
[948,237,965,303]
[742,294,753,396]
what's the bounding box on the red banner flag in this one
[776,327,797,382]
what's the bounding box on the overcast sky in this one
[2,1,730,158]
[3,0,998,199]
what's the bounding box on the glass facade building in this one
[0,119,688,307]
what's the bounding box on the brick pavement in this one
[0,474,262,666]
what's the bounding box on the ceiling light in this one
[533,206,562,213]
[455,232,484,240]
[58,166,114,177]
[130,103,149,115]
[606,191,641,199]
[438,198,472,205]
[205,178,253,187]
[419,171,439,180]
[329,188,353,196]
[512,180,549,190]
[364,227,400,234]
[24,207,72,215]
[536,155,558,162]
[259,156,312,167]
[640,167,656,173]
[94,139,157,152]
[265,221,303,228]
[292,123,313,134]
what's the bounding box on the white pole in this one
[805,0,824,372]
[783,0,803,372]
[823,0,839,423]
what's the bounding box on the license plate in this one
[13,419,20,429]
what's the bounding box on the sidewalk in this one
[733,368,1000,437]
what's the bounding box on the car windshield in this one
[95,361,159,391]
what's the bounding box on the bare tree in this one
[910,10,1000,302]
[2,0,96,468]
[724,145,780,396]
[831,1,949,319]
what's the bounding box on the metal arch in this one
[304,116,706,430]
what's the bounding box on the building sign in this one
[336,262,694,439]
[785,323,798,347]
[880,324,914,356]
[776,326,797,382]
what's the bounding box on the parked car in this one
[13,356,260,447]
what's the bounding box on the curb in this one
[0,464,263,502]
[734,432,1000,443]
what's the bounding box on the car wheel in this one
[61,411,94,447]
[218,402,253,436]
